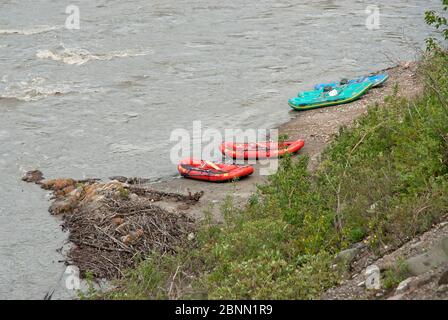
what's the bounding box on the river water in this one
[0,0,440,299]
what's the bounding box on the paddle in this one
[204,160,226,172]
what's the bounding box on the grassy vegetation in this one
[98,7,448,300]
[382,258,410,290]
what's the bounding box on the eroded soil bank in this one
[322,218,448,300]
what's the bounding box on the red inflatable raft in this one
[178,158,254,182]
[219,139,305,160]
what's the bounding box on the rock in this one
[49,198,76,215]
[335,247,360,267]
[377,260,395,271]
[61,185,75,196]
[406,237,448,276]
[437,284,448,293]
[412,273,437,289]
[22,170,44,183]
[102,181,127,191]
[83,183,100,202]
[395,277,415,294]
[68,187,84,200]
[410,240,423,249]
[41,178,76,191]
[126,177,150,185]
[112,217,125,226]
[438,269,448,286]
[352,242,367,250]
[109,176,128,183]
[443,237,448,254]
[401,61,412,69]
[188,190,204,201]
[365,265,381,290]
[177,204,190,211]
[121,229,144,245]
[109,176,150,184]
[129,193,139,201]
[121,234,132,245]
[52,185,77,198]
[131,229,144,238]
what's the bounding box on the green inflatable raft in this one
[288,82,372,111]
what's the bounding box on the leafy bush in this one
[425,0,448,50]
[382,259,410,290]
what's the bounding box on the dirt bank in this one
[322,218,448,300]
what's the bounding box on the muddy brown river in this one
[0,0,441,299]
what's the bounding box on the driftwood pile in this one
[23,170,202,279]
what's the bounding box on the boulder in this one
[41,178,76,191]
[402,61,412,69]
[129,193,139,201]
[22,170,44,183]
[112,217,125,226]
[109,176,128,183]
[121,229,144,245]
[406,237,448,276]
[126,177,150,185]
[49,197,76,215]
[395,277,415,294]
[109,176,150,184]
[335,247,361,267]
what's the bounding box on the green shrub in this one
[383,259,410,290]
[425,0,448,50]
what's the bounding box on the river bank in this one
[23,59,429,294]
[100,49,447,299]
[149,61,422,221]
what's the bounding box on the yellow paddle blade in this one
[205,160,221,171]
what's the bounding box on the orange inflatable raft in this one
[219,139,305,160]
[178,158,254,182]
